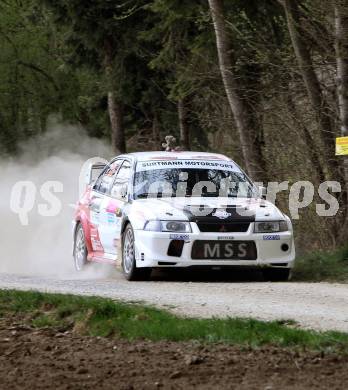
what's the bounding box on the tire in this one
[122,224,151,281]
[262,268,291,282]
[74,224,88,271]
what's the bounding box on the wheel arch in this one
[121,217,131,237]
[73,213,92,255]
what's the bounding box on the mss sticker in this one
[263,235,280,241]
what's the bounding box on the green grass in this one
[293,246,348,282]
[1,289,348,353]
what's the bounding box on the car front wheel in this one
[122,224,151,281]
[74,224,88,271]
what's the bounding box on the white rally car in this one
[73,151,295,281]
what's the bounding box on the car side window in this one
[110,160,131,199]
[93,160,123,194]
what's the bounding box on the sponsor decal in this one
[90,228,104,251]
[217,236,235,240]
[212,209,231,219]
[106,200,122,217]
[263,235,280,241]
[169,234,190,241]
[137,159,241,173]
[107,213,116,224]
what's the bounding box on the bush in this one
[292,246,348,282]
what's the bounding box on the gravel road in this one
[0,270,347,332]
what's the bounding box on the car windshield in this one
[133,166,257,199]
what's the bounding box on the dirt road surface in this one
[0,269,347,332]
[1,315,348,390]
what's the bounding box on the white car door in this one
[98,160,132,257]
[90,160,123,258]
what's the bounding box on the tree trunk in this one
[286,91,326,183]
[334,0,348,243]
[107,92,125,155]
[104,40,126,155]
[178,98,190,150]
[335,1,348,138]
[283,0,337,179]
[208,0,268,182]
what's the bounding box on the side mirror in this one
[258,185,267,199]
[111,183,128,200]
[120,184,128,199]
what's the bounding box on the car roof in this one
[118,151,232,162]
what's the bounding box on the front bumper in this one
[134,222,295,268]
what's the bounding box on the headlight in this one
[254,221,288,233]
[144,220,192,233]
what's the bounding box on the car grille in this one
[197,222,250,233]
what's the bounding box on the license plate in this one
[191,241,257,260]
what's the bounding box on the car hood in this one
[131,197,285,222]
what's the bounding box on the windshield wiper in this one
[135,193,154,199]
[135,193,173,199]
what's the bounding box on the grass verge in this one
[1,289,348,353]
[292,246,348,282]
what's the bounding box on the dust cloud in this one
[0,120,116,278]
